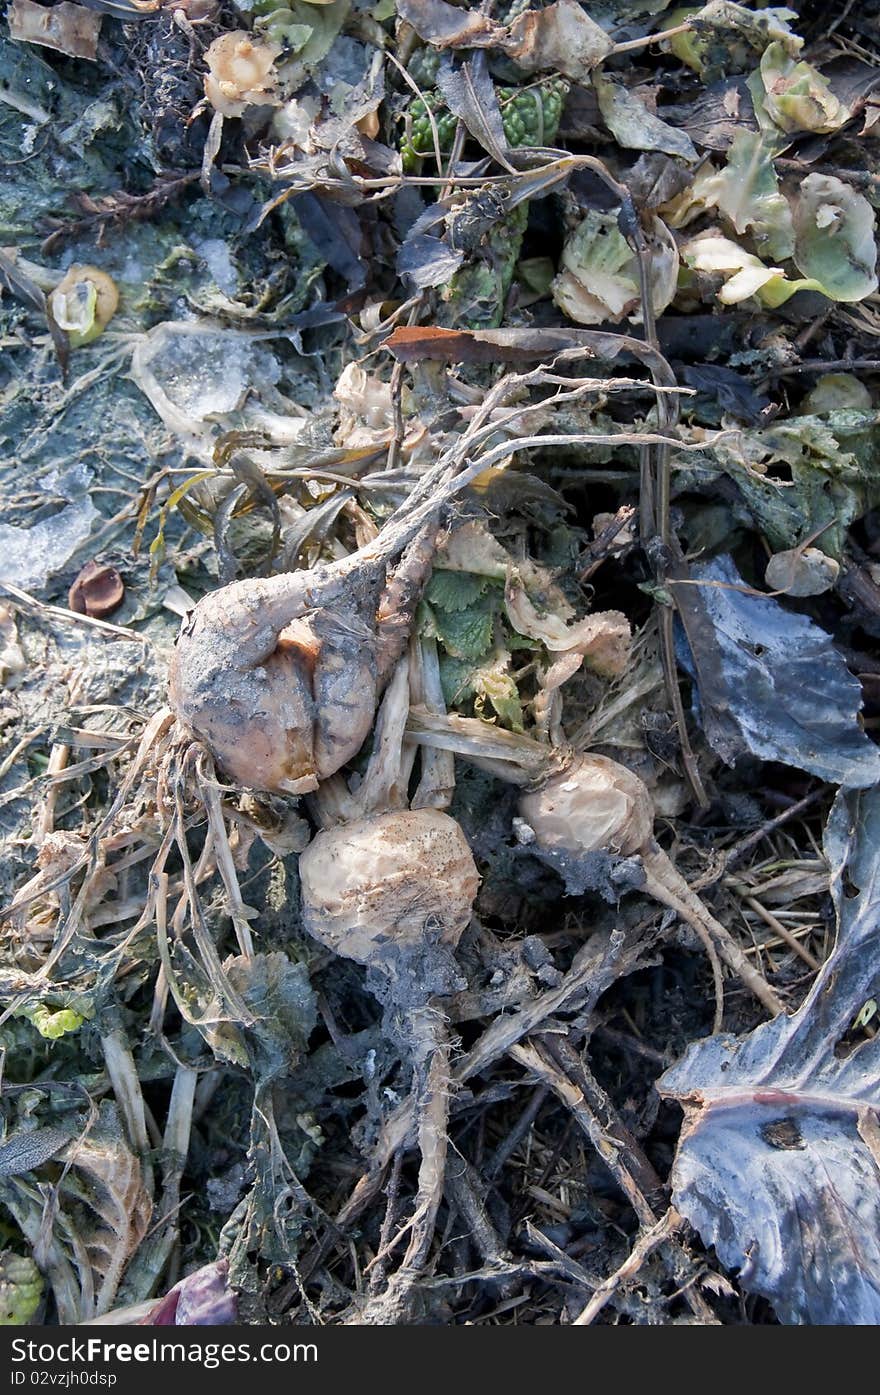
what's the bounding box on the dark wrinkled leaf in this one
[397,233,464,289]
[279,489,354,571]
[680,363,773,425]
[659,785,880,1324]
[0,1127,71,1178]
[223,952,317,1086]
[295,193,365,291]
[674,554,880,786]
[436,53,517,173]
[520,843,646,902]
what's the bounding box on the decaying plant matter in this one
[4,0,880,1333]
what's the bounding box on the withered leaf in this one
[0,1127,71,1178]
[659,786,880,1324]
[9,0,101,60]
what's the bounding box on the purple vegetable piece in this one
[140,1259,238,1326]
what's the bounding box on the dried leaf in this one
[500,0,612,83]
[435,53,515,172]
[595,71,698,162]
[397,233,465,289]
[396,0,612,81]
[8,0,101,60]
[394,0,498,48]
[385,325,675,389]
[57,1107,153,1317]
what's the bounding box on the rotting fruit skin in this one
[519,753,654,859]
[299,809,480,966]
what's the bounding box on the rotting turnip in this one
[299,677,481,1317]
[168,360,694,800]
[406,711,786,1028]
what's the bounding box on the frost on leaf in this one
[659,785,880,1324]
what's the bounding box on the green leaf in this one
[474,663,525,732]
[756,42,852,135]
[697,131,794,261]
[425,569,493,612]
[439,652,524,731]
[432,593,497,661]
[439,654,478,707]
[792,175,878,304]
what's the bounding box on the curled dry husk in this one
[204,31,281,117]
[299,808,479,966]
[518,753,654,858]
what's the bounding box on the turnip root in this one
[300,807,480,1302]
[519,757,786,1027]
[299,808,479,971]
[168,422,532,796]
[407,711,786,1027]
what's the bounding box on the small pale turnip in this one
[407,712,786,1027]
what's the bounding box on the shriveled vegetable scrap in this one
[4,0,880,1334]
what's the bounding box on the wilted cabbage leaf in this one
[693,130,794,260]
[554,210,678,325]
[707,409,880,558]
[668,2,800,82]
[754,41,852,134]
[680,230,801,305]
[659,785,880,1324]
[791,174,878,303]
[675,553,880,785]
